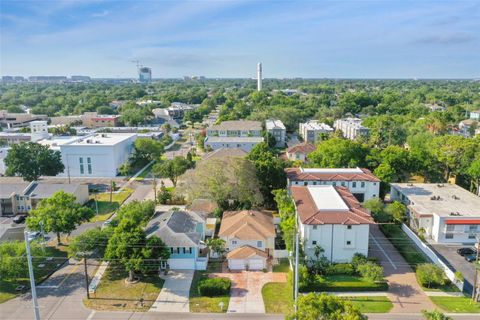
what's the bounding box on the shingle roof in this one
[189,199,219,214]
[0,183,28,198]
[285,167,380,182]
[286,142,316,155]
[146,210,204,247]
[202,148,248,161]
[219,210,275,240]
[290,185,374,225]
[226,245,268,259]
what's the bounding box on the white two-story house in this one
[204,120,264,152]
[290,185,374,262]
[219,210,275,270]
[285,167,380,202]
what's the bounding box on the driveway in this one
[429,243,475,295]
[149,270,194,313]
[210,271,287,314]
[369,225,435,313]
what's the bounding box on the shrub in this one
[326,263,354,276]
[357,262,384,282]
[198,277,231,296]
[351,253,368,270]
[416,263,446,288]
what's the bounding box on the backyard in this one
[189,261,229,313]
[83,266,164,311]
[87,188,133,222]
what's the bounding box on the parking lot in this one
[429,243,476,294]
[0,216,25,242]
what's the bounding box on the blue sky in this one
[1,0,479,78]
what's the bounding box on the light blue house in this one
[146,210,208,270]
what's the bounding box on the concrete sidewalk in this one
[149,270,194,313]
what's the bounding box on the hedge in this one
[198,277,231,297]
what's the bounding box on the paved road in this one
[369,225,435,313]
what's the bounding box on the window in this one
[177,247,180,254]
[346,241,351,245]
[257,241,262,248]
[170,248,174,254]
[304,182,308,186]
[312,241,317,245]
[313,225,317,230]
[87,157,92,174]
[347,225,352,230]
[189,247,192,254]
[361,182,365,188]
[231,240,237,245]
[341,182,346,187]
[352,182,357,188]
[313,182,317,185]
[183,247,186,254]
[79,157,84,174]
[446,225,455,232]
[469,234,476,239]
[445,233,454,239]
[332,182,336,186]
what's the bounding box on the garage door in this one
[228,259,246,270]
[168,258,195,270]
[248,259,265,270]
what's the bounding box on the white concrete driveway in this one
[149,270,194,313]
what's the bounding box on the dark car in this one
[457,247,476,256]
[465,254,477,262]
[13,215,27,224]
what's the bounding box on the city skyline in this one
[1,0,480,79]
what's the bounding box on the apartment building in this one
[299,120,333,143]
[265,119,286,147]
[285,167,380,201]
[333,118,369,140]
[390,183,480,244]
[290,185,374,262]
[286,142,316,162]
[204,120,263,152]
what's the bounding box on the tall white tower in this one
[257,62,262,91]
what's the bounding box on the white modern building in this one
[30,120,49,142]
[40,133,137,177]
[265,119,286,147]
[333,118,369,140]
[204,120,263,152]
[299,120,333,143]
[390,183,480,244]
[470,110,480,121]
[285,167,380,202]
[290,185,374,262]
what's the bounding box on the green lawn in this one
[83,266,164,311]
[189,261,229,313]
[301,275,388,292]
[273,259,291,273]
[262,282,293,314]
[379,224,429,268]
[430,296,480,313]
[87,188,133,222]
[421,281,460,292]
[343,296,393,313]
[0,246,68,303]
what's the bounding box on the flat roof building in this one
[333,118,369,140]
[299,120,333,143]
[266,119,286,147]
[391,183,480,244]
[205,120,263,152]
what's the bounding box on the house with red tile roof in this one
[290,185,374,262]
[286,142,316,162]
[285,167,380,202]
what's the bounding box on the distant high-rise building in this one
[257,62,262,91]
[139,67,152,83]
[71,75,91,82]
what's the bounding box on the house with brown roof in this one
[219,210,275,270]
[286,142,316,162]
[290,185,374,263]
[285,167,380,202]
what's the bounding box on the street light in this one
[24,230,41,320]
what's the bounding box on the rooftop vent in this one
[452,195,460,200]
[430,195,442,201]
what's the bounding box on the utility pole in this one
[24,231,41,320]
[83,254,90,299]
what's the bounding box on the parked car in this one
[465,254,477,262]
[13,215,27,224]
[27,231,40,242]
[457,247,476,256]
